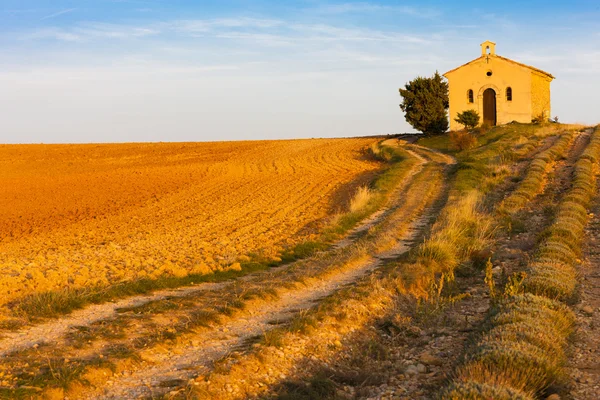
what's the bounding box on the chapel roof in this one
[443,54,554,80]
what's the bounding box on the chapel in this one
[444,41,554,130]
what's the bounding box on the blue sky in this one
[1,1,599,143]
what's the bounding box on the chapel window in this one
[467,89,474,103]
[506,87,513,101]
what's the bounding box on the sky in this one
[1,1,599,143]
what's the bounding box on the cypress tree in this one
[399,71,449,135]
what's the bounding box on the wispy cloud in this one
[75,23,159,39]
[171,18,283,34]
[19,16,431,47]
[110,0,157,4]
[27,28,82,42]
[289,24,431,44]
[25,23,159,42]
[23,17,284,42]
[435,24,479,29]
[214,32,293,46]
[313,2,439,18]
[2,8,45,14]
[40,8,77,21]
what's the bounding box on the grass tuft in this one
[349,186,373,213]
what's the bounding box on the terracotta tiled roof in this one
[443,55,554,79]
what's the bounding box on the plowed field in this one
[0,139,379,309]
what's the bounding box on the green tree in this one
[455,109,480,130]
[399,71,449,135]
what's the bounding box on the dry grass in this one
[349,186,373,213]
[414,191,493,279]
[532,123,581,138]
[449,131,477,151]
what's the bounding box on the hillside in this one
[0,124,599,400]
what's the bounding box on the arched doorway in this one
[483,88,497,126]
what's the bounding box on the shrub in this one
[532,112,549,124]
[500,293,574,315]
[537,240,579,262]
[449,131,477,151]
[555,203,588,224]
[470,125,491,136]
[525,265,576,300]
[417,239,457,269]
[460,340,564,393]
[484,322,566,357]
[455,109,480,130]
[580,127,600,162]
[368,142,394,162]
[442,380,534,400]
[540,225,582,253]
[490,295,575,337]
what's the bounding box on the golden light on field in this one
[0,139,379,308]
